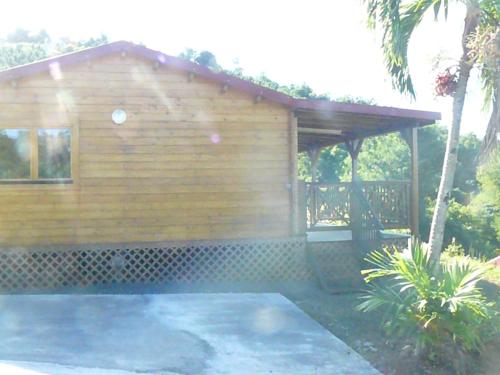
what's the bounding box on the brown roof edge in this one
[293,99,441,123]
[0,40,441,123]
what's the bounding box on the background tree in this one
[364,0,499,262]
[178,48,222,71]
[298,146,349,183]
[0,28,108,69]
[55,34,108,54]
[0,29,49,69]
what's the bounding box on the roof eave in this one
[0,40,441,124]
[292,99,441,123]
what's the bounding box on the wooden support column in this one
[346,139,363,241]
[401,127,420,237]
[308,148,321,183]
[409,127,420,237]
[346,139,363,182]
[307,148,321,228]
[289,111,299,236]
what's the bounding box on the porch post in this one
[346,139,363,240]
[402,127,420,237]
[289,110,299,235]
[409,127,420,237]
[307,148,321,227]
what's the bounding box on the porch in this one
[290,103,436,240]
[290,103,440,290]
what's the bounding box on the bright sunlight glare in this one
[0,0,492,135]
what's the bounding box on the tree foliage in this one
[298,146,349,183]
[350,133,410,181]
[466,0,499,106]
[364,0,498,101]
[466,150,500,256]
[0,43,48,69]
[178,48,333,99]
[55,34,109,54]
[0,28,108,70]
[178,48,222,71]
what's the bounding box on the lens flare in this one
[210,134,221,144]
[49,62,63,81]
[157,54,167,64]
[252,307,287,335]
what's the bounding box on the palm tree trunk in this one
[481,31,500,163]
[428,4,481,263]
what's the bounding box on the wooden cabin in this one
[0,41,440,290]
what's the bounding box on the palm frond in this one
[357,240,496,365]
[363,0,450,97]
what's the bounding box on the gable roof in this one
[0,40,440,124]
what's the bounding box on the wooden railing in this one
[306,180,410,230]
[306,182,351,228]
[350,179,384,253]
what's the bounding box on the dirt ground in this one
[283,281,499,375]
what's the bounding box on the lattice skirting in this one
[306,237,409,288]
[381,237,409,252]
[306,241,362,284]
[0,237,308,291]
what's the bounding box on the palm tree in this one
[364,0,498,262]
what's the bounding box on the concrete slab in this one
[0,294,380,375]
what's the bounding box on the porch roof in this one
[295,102,440,152]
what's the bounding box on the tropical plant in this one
[364,0,499,263]
[358,241,496,373]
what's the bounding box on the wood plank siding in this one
[0,54,291,246]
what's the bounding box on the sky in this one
[0,0,491,136]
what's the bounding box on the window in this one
[38,129,71,179]
[0,127,73,183]
[0,129,31,179]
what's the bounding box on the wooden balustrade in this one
[305,180,410,230]
[350,179,383,253]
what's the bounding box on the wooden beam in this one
[298,127,342,136]
[298,136,349,152]
[289,110,299,235]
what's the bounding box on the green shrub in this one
[443,199,499,259]
[445,238,465,257]
[357,241,496,373]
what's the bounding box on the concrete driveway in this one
[0,293,380,374]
